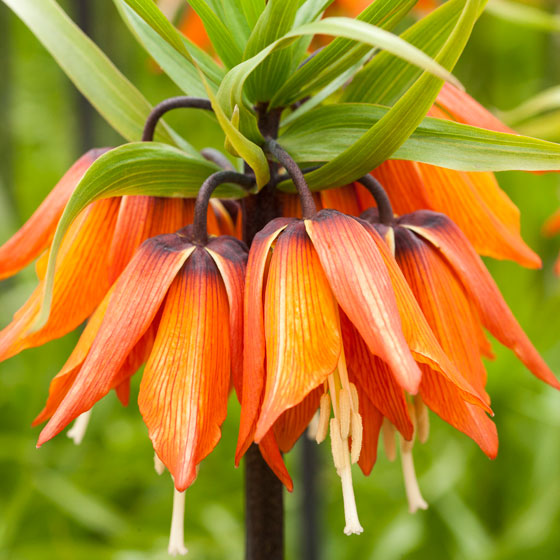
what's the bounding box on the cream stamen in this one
[350,412,362,464]
[66,410,92,445]
[338,388,351,439]
[154,453,166,475]
[414,396,430,444]
[168,487,188,556]
[315,392,331,444]
[400,436,428,513]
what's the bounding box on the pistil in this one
[168,487,188,556]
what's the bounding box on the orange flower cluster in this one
[0,85,558,545]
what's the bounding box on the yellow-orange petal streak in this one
[305,210,421,393]
[404,211,560,389]
[206,236,248,398]
[236,219,292,465]
[255,221,341,441]
[37,234,195,446]
[0,197,120,362]
[0,149,107,280]
[139,248,230,491]
[394,226,491,403]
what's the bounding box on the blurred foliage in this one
[1,1,560,559]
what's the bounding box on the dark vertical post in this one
[301,436,320,560]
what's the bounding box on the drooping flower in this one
[236,209,489,532]
[543,208,560,275]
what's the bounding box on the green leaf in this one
[217,16,462,116]
[243,0,300,102]
[240,0,266,28]
[486,0,560,33]
[2,0,195,152]
[36,143,247,328]
[278,103,560,174]
[344,0,467,104]
[278,0,484,192]
[187,0,244,67]
[270,0,418,108]
[502,86,560,126]
[115,1,224,96]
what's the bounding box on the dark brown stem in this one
[264,139,317,219]
[142,96,212,142]
[245,444,284,560]
[357,174,394,226]
[192,171,254,245]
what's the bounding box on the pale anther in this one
[154,453,166,475]
[381,418,397,462]
[329,418,345,473]
[414,396,430,444]
[315,392,331,444]
[350,411,363,464]
[66,410,92,445]
[338,388,351,439]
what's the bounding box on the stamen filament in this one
[168,487,189,556]
[400,436,428,514]
[66,410,92,445]
[154,453,166,475]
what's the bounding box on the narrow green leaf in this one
[502,86,560,126]
[240,0,266,28]
[2,0,194,151]
[486,0,560,33]
[270,0,418,108]
[36,143,246,328]
[218,16,462,116]
[187,0,244,67]
[278,103,560,173]
[279,0,483,191]
[344,0,466,104]
[243,0,300,102]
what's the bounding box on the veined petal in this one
[0,149,107,280]
[236,218,293,464]
[394,226,490,403]
[319,185,361,216]
[357,393,384,476]
[206,236,248,398]
[37,234,195,446]
[420,365,498,459]
[255,222,341,441]
[258,432,294,492]
[403,211,560,389]
[108,197,192,283]
[273,387,322,453]
[210,199,236,237]
[341,312,413,439]
[305,210,421,393]
[435,83,516,134]
[139,248,230,491]
[365,222,491,411]
[0,198,120,362]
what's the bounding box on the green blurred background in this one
[0,1,559,559]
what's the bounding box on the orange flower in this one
[543,208,560,275]
[35,228,247,491]
[236,209,488,532]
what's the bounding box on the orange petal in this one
[394,226,491,403]
[139,248,230,491]
[255,221,341,440]
[258,433,294,492]
[273,387,322,453]
[236,219,293,465]
[372,160,540,267]
[107,197,192,283]
[0,149,108,280]
[210,199,236,237]
[435,83,516,134]
[420,365,498,459]
[319,185,361,216]
[357,393,383,476]
[206,236,248,398]
[341,312,413,439]
[37,234,195,446]
[364,222,492,411]
[0,197,120,362]
[403,211,560,389]
[305,210,421,393]
[543,208,560,237]
[179,8,211,50]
